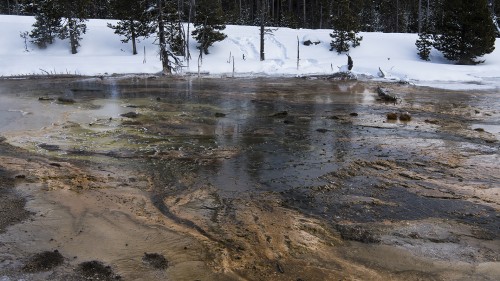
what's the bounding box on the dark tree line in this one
[7,1,499,36]
[4,0,500,34]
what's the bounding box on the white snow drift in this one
[1,15,500,89]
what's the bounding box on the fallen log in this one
[376,87,399,103]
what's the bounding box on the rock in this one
[57,97,75,104]
[38,96,54,101]
[122,120,142,126]
[376,87,399,103]
[0,136,5,142]
[38,143,60,151]
[336,225,380,243]
[68,149,93,156]
[270,111,288,118]
[399,112,411,121]
[329,71,357,80]
[350,112,359,117]
[316,128,328,133]
[302,34,320,46]
[76,260,120,280]
[303,40,313,46]
[121,112,139,118]
[386,112,398,120]
[425,119,439,124]
[23,250,64,272]
[474,128,485,132]
[142,253,168,269]
[215,112,226,118]
[471,228,495,240]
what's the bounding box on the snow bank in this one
[1,15,500,89]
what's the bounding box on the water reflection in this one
[0,77,498,228]
[0,78,422,194]
[175,79,371,196]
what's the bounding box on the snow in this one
[1,15,500,90]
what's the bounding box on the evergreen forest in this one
[2,0,499,34]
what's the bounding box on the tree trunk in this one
[271,0,274,23]
[426,0,430,21]
[260,23,265,61]
[319,3,322,29]
[186,1,192,66]
[69,19,78,54]
[177,18,185,56]
[396,0,399,33]
[158,0,171,74]
[303,0,306,27]
[191,0,196,19]
[260,0,265,61]
[131,20,137,55]
[488,0,500,33]
[296,36,299,70]
[418,0,422,33]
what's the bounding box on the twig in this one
[232,56,235,78]
[297,36,300,70]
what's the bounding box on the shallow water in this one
[0,76,499,280]
[1,77,499,223]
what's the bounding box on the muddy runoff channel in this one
[0,76,498,280]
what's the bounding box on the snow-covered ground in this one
[1,15,500,90]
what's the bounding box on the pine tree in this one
[416,29,433,61]
[57,0,91,54]
[192,0,227,55]
[30,0,91,54]
[58,17,87,54]
[143,0,185,74]
[29,0,62,48]
[434,0,496,65]
[329,0,363,54]
[488,0,500,36]
[163,1,186,57]
[107,0,153,55]
[168,20,186,56]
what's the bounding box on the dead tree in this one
[347,54,353,71]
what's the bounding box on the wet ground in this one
[0,76,499,280]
